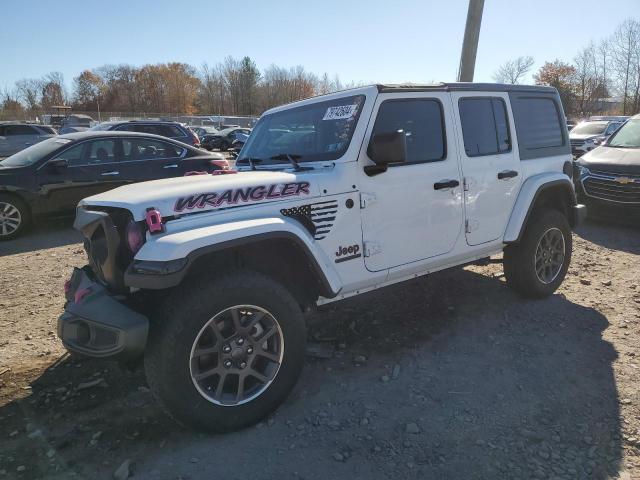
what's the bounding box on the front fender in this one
[125,217,342,296]
[503,173,576,243]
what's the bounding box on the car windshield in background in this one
[89,122,116,131]
[571,122,607,135]
[608,119,640,148]
[238,94,365,165]
[0,137,70,167]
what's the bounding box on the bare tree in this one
[611,18,640,114]
[492,56,535,84]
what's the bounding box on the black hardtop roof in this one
[376,82,557,94]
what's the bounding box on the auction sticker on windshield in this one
[323,104,358,121]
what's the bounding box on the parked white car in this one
[59,83,585,432]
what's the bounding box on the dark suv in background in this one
[91,120,200,148]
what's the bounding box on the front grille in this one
[570,139,584,147]
[583,174,640,203]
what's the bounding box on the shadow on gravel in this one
[0,268,622,480]
[0,217,80,257]
[576,219,640,255]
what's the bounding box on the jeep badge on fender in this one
[335,244,361,263]
[60,83,585,433]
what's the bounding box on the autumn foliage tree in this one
[534,60,577,113]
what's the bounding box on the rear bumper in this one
[57,267,148,360]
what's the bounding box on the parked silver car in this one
[0,123,57,157]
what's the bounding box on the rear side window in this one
[4,125,38,135]
[122,138,184,160]
[459,98,511,157]
[370,99,446,164]
[509,94,568,160]
[37,126,56,135]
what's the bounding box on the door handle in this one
[497,170,518,180]
[163,164,178,169]
[101,171,120,176]
[433,179,460,190]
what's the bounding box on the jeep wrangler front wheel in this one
[504,208,572,299]
[144,270,306,432]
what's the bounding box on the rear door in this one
[450,93,521,246]
[118,136,190,183]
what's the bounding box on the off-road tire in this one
[0,193,30,241]
[144,270,306,432]
[504,208,572,299]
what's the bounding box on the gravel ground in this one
[0,218,639,480]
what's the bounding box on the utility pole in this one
[457,0,485,82]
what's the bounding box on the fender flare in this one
[503,173,577,244]
[124,217,342,297]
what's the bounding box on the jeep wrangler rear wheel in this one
[504,208,572,299]
[144,270,306,432]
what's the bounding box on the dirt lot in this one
[0,218,639,480]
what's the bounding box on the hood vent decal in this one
[281,200,338,240]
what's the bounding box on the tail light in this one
[126,220,145,253]
[187,128,200,147]
[210,159,230,170]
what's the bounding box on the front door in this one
[359,93,464,272]
[450,93,521,246]
[36,138,122,213]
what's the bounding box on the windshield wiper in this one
[269,153,312,171]
[237,157,263,170]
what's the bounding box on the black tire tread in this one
[504,208,572,299]
[144,269,305,432]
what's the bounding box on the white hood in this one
[79,170,320,220]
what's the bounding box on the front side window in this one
[459,97,511,157]
[54,143,85,167]
[369,98,446,163]
[87,139,116,164]
[238,94,365,165]
[122,138,184,160]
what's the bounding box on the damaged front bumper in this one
[57,267,148,360]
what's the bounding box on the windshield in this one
[608,119,640,148]
[238,94,365,166]
[571,122,607,135]
[0,137,71,167]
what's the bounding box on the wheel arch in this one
[125,219,343,306]
[504,173,577,244]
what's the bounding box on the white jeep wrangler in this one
[59,83,586,432]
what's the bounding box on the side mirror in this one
[366,130,406,175]
[48,158,68,171]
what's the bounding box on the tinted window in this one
[55,143,85,167]
[87,139,116,164]
[5,125,38,136]
[122,138,184,160]
[459,98,511,157]
[370,99,445,163]
[512,97,563,149]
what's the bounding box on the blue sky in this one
[1,0,638,92]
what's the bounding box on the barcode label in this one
[322,104,358,121]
